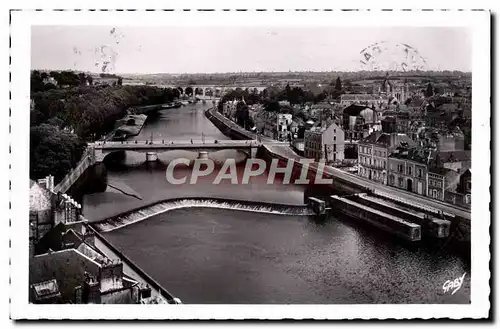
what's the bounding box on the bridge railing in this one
[93,139,268,148]
[54,146,95,193]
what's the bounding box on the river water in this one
[83,102,470,304]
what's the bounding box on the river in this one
[83,102,470,304]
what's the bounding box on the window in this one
[334,136,336,141]
[383,161,386,168]
[389,175,395,185]
[432,189,437,199]
[467,181,471,190]
[408,166,412,175]
[418,169,423,178]
[398,177,403,187]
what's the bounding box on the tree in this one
[172,88,181,99]
[31,70,45,93]
[261,89,269,100]
[78,73,87,85]
[264,100,280,112]
[343,79,352,92]
[335,77,342,91]
[314,91,328,103]
[30,124,86,183]
[117,77,123,86]
[425,83,434,97]
[235,102,251,128]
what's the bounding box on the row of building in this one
[219,74,472,208]
[357,118,471,207]
[29,176,174,304]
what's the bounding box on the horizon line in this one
[31,68,473,75]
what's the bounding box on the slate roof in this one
[343,104,373,116]
[438,150,471,163]
[437,103,459,113]
[340,94,383,101]
[360,131,417,149]
[389,147,436,165]
[408,98,428,108]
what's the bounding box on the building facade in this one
[427,168,446,201]
[387,147,432,195]
[304,122,344,162]
[357,118,417,185]
[276,113,292,141]
[358,140,389,184]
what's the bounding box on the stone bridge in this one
[53,139,288,194]
[153,84,268,98]
[92,139,287,162]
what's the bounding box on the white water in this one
[96,199,314,233]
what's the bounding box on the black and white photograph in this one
[8,8,490,320]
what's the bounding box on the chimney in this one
[83,275,101,304]
[139,284,152,300]
[49,175,54,192]
[389,133,398,149]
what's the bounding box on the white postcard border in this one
[10,9,490,319]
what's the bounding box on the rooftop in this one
[360,131,417,149]
[343,104,374,116]
[438,150,471,164]
[389,147,436,165]
[30,180,52,212]
[31,279,61,300]
[340,94,383,101]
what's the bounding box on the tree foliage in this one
[335,77,342,91]
[30,72,178,182]
[425,82,434,97]
[30,124,86,183]
[31,84,177,140]
[234,101,253,128]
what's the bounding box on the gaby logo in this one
[442,273,466,295]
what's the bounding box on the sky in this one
[31,26,472,74]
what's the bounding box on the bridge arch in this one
[204,87,214,97]
[194,87,204,96]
